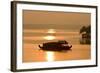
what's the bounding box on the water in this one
[23,29,91,62]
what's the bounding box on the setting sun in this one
[44,35,55,40]
[47,29,56,33]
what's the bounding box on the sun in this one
[44,35,55,40]
[47,29,56,33]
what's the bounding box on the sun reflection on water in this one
[44,29,55,61]
[46,51,54,62]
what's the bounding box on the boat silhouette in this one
[38,40,72,51]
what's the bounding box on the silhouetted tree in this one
[80,26,86,34]
[80,25,91,34]
[86,25,91,34]
[79,25,91,44]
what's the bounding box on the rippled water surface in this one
[23,29,91,62]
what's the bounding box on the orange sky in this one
[23,10,91,31]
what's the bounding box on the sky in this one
[23,10,91,31]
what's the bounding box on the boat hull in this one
[38,45,72,51]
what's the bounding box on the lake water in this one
[23,29,91,62]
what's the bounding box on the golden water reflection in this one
[46,51,54,62]
[23,29,91,62]
[23,44,91,62]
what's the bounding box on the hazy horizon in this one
[23,10,91,31]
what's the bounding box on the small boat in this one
[38,40,72,51]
